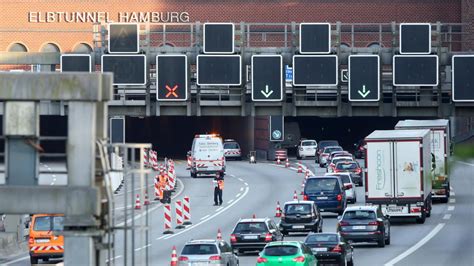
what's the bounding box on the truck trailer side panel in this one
[394,141,422,199]
[366,142,394,199]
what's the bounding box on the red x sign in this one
[165,85,178,98]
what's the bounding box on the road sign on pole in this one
[109,116,125,143]
[340,69,348,83]
[292,55,338,86]
[196,55,241,86]
[101,54,147,85]
[348,55,380,102]
[269,116,284,142]
[400,23,431,55]
[251,55,283,101]
[452,55,474,102]
[60,54,91,72]
[393,55,438,86]
[108,23,139,53]
[156,55,188,101]
[203,23,235,54]
[299,23,331,54]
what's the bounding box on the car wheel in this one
[385,234,391,245]
[378,236,386,247]
[296,153,302,160]
[281,230,288,236]
[30,257,38,264]
[347,254,354,266]
[440,196,449,203]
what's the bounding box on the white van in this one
[190,134,226,178]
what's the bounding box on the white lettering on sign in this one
[27,11,190,23]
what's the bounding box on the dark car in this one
[304,233,354,266]
[278,201,323,235]
[319,146,344,167]
[230,217,284,254]
[353,140,366,159]
[303,176,349,215]
[337,206,391,247]
[334,161,363,185]
[315,140,340,163]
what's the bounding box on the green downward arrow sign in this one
[357,85,371,98]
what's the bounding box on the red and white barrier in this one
[30,245,64,251]
[285,158,290,168]
[275,201,282,217]
[163,204,174,234]
[175,200,185,229]
[154,176,161,201]
[297,163,303,173]
[134,194,141,210]
[276,156,281,165]
[183,196,192,225]
[150,150,159,171]
[186,156,192,169]
[144,192,150,205]
[143,149,149,168]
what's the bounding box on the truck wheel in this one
[416,212,426,224]
[30,257,38,264]
[191,172,196,178]
[440,197,449,203]
[426,201,432,218]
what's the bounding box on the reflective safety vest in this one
[159,174,167,185]
[217,180,224,190]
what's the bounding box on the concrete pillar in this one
[462,0,474,51]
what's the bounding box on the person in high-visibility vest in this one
[213,174,224,206]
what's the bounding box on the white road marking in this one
[200,215,210,221]
[216,207,223,212]
[228,199,234,204]
[236,193,241,198]
[458,161,474,167]
[384,223,445,266]
[105,255,123,263]
[156,235,168,240]
[114,183,155,196]
[244,182,248,186]
[240,187,244,192]
[443,214,452,220]
[449,198,456,203]
[229,174,236,177]
[158,186,250,241]
[290,167,298,171]
[238,178,243,181]
[4,256,30,265]
[451,192,455,197]
[448,206,455,211]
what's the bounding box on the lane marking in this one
[114,183,155,196]
[290,167,298,171]
[451,192,455,197]
[238,178,244,181]
[448,206,455,211]
[384,223,445,266]
[244,182,248,186]
[216,207,223,212]
[158,186,250,241]
[236,193,241,198]
[228,199,234,204]
[443,214,451,220]
[105,255,123,263]
[458,161,474,167]
[240,187,244,192]
[229,174,236,177]
[449,198,456,204]
[200,215,210,221]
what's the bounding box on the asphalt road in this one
[2,158,473,266]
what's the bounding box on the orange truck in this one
[28,214,64,264]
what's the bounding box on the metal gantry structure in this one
[0,21,473,117]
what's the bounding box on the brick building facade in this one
[0,0,470,52]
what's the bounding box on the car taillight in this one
[355,168,362,174]
[303,194,309,200]
[339,221,350,226]
[178,256,189,261]
[332,245,343,253]
[337,194,342,201]
[28,236,34,245]
[368,221,382,226]
[257,257,268,263]
[209,255,221,261]
[293,256,305,262]
[265,233,272,242]
[230,234,237,243]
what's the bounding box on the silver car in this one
[178,239,239,266]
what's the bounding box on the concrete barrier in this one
[109,153,124,192]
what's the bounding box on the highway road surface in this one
[2,158,473,265]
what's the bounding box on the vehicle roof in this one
[335,161,357,165]
[224,139,238,142]
[323,146,342,150]
[319,140,338,143]
[344,205,378,211]
[331,150,350,154]
[331,156,353,161]
[365,129,430,140]
[283,200,315,205]
[395,119,449,129]
[185,239,220,245]
[325,172,351,177]
[301,139,316,142]
[265,241,301,247]
[308,175,340,180]
[239,218,270,223]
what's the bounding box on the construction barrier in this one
[143,149,149,168]
[154,175,162,201]
[163,204,174,234]
[183,196,192,225]
[275,201,282,217]
[285,158,290,168]
[175,200,185,229]
[186,156,192,169]
[297,163,303,173]
[134,194,141,210]
[170,246,178,266]
[150,150,159,171]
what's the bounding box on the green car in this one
[257,241,317,266]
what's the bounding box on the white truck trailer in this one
[365,129,432,224]
[395,119,451,203]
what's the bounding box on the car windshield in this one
[324,147,343,154]
[305,178,340,193]
[343,210,376,220]
[338,175,351,184]
[305,234,339,244]
[181,244,218,255]
[33,216,64,231]
[224,142,239,149]
[263,245,299,256]
[302,141,316,146]
[234,222,267,233]
[319,141,339,149]
[336,162,358,170]
[285,204,311,215]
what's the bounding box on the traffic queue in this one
[176,119,450,266]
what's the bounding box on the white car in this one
[325,172,357,203]
[223,139,242,160]
[296,139,318,159]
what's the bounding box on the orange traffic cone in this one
[297,164,303,173]
[275,201,282,217]
[293,190,298,200]
[144,192,150,205]
[305,170,311,179]
[134,194,141,210]
[217,228,222,240]
[285,159,290,168]
[277,156,281,165]
[170,246,178,266]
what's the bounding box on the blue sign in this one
[285,65,293,82]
